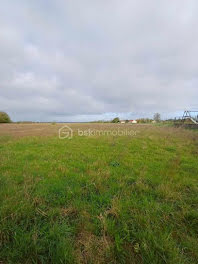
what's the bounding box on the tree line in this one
[111,113,161,123]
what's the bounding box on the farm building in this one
[120,120,126,124]
[129,120,137,124]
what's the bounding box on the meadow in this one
[0,123,198,264]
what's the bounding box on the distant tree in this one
[153,113,161,122]
[125,119,129,123]
[112,117,120,123]
[0,112,11,123]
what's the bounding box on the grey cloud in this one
[0,0,198,121]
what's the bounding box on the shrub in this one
[112,117,120,123]
[0,112,11,123]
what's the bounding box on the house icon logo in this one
[59,125,73,139]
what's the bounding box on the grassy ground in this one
[0,124,198,264]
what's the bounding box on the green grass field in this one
[0,124,198,263]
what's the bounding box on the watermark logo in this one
[77,129,137,137]
[59,125,138,139]
[59,125,73,139]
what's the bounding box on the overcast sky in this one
[0,0,197,121]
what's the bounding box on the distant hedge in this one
[0,112,11,123]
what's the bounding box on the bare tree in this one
[153,113,161,122]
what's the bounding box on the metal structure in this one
[182,111,198,124]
